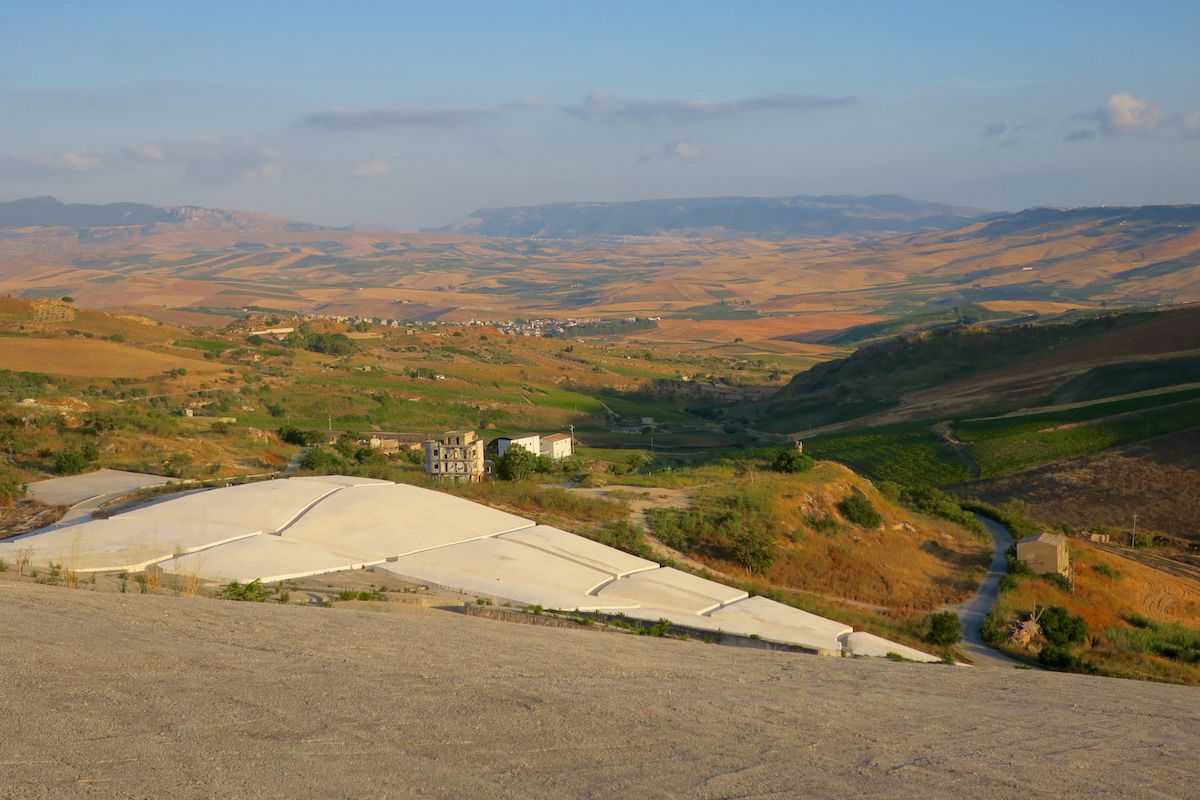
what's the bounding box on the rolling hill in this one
[425,194,999,240]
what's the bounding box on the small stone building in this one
[1016,533,1070,577]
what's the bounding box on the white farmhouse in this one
[495,433,542,458]
[540,432,574,460]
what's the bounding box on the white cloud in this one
[498,95,548,110]
[1183,111,1200,140]
[306,107,488,130]
[1096,92,1165,135]
[0,151,110,177]
[351,160,390,177]
[123,137,281,183]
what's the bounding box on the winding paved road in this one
[944,514,1022,668]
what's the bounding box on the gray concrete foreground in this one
[25,468,175,507]
[2,582,1198,800]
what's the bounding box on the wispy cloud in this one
[305,107,488,130]
[983,120,1007,137]
[498,95,548,110]
[638,141,703,163]
[1065,129,1096,143]
[0,151,111,177]
[350,160,390,177]
[562,89,615,122]
[1182,111,1200,140]
[123,137,280,183]
[566,90,857,123]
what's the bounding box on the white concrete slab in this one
[500,526,659,578]
[612,606,843,654]
[595,567,749,615]
[25,469,175,507]
[121,479,346,533]
[390,538,614,594]
[160,535,383,584]
[294,475,395,487]
[839,631,941,663]
[708,596,853,640]
[0,517,260,573]
[281,482,533,555]
[373,561,641,612]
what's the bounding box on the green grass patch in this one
[804,424,970,486]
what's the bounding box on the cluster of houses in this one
[423,429,575,482]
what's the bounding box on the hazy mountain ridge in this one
[424,194,1001,240]
[0,196,329,248]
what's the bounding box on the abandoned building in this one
[1016,533,1070,577]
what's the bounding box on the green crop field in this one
[804,424,970,486]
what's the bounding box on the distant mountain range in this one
[423,194,1002,240]
[0,196,328,246]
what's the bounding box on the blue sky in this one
[2,1,1198,228]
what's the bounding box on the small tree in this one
[926,611,962,646]
[731,528,779,574]
[1037,605,1087,647]
[497,443,538,481]
[772,449,814,473]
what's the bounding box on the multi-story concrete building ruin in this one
[425,430,486,482]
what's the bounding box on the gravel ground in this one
[3,581,1198,799]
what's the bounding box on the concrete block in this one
[596,567,748,615]
[500,525,659,578]
[612,606,842,653]
[281,482,533,555]
[373,562,640,612]
[390,537,614,594]
[0,518,260,573]
[709,596,853,639]
[839,631,941,663]
[162,535,384,584]
[123,479,345,533]
[26,469,174,507]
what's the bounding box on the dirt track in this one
[3,582,1199,799]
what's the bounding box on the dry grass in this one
[0,338,211,378]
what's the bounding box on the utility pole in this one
[569,424,575,456]
[1132,513,1138,549]
[328,414,332,432]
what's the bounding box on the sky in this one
[2,0,1199,229]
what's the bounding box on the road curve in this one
[944,514,1022,668]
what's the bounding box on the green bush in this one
[772,449,814,474]
[1037,605,1087,647]
[836,494,882,527]
[1038,644,1104,674]
[1006,554,1037,578]
[221,579,268,602]
[805,514,840,534]
[998,574,1021,594]
[278,425,325,446]
[926,611,962,646]
[1042,572,1072,593]
[1092,562,1120,579]
[54,447,95,475]
[981,613,1005,646]
[300,447,349,474]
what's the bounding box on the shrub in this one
[998,574,1021,594]
[1006,554,1037,578]
[772,449,814,473]
[221,579,268,602]
[1038,644,1104,674]
[805,514,840,534]
[1042,572,1072,593]
[278,425,325,446]
[54,447,93,475]
[836,493,882,527]
[925,611,962,646]
[649,618,671,637]
[1092,563,1120,579]
[1038,605,1087,647]
[300,447,349,474]
[981,613,1005,646]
